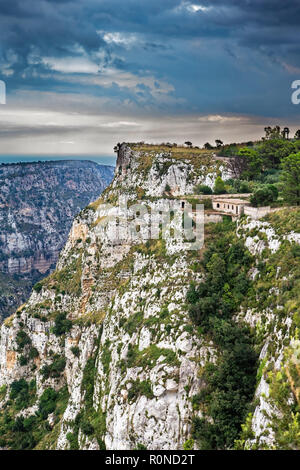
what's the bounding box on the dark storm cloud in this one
[0,0,299,142]
[0,0,103,58]
[0,1,298,72]
[198,1,300,56]
[1,0,298,71]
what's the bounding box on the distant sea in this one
[0,154,116,167]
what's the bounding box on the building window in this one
[182,202,185,209]
[217,203,220,208]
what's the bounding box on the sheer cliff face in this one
[0,160,114,320]
[113,142,229,198]
[0,145,299,450]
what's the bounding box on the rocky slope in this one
[0,160,114,321]
[235,211,300,449]
[0,144,298,450]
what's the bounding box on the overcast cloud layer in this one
[0,0,299,155]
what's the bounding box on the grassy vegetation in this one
[0,385,7,401]
[78,343,106,449]
[127,379,154,402]
[120,344,179,372]
[40,355,66,380]
[265,353,300,449]
[187,220,258,449]
[234,208,300,449]
[52,312,72,336]
[42,251,83,297]
[131,143,214,159]
[0,379,69,450]
[264,207,300,234]
[135,239,168,259]
[128,144,217,176]
[88,196,105,211]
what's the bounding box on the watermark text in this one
[291,80,300,105]
[0,80,6,104]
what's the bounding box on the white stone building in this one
[212,198,250,216]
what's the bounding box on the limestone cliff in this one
[0,160,114,320]
[113,142,229,198]
[0,144,298,450]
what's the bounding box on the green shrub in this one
[199,198,213,210]
[71,346,80,357]
[16,330,31,351]
[101,340,111,375]
[81,420,94,436]
[250,185,278,207]
[52,313,72,336]
[183,439,194,450]
[213,176,227,194]
[41,355,66,380]
[194,184,212,195]
[123,312,143,335]
[127,380,154,402]
[10,415,37,449]
[66,432,79,450]
[33,282,43,293]
[135,443,147,450]
[19,356,28,366]
[38,388,58,419]
[79,350,107,447]
[9,379,36,411]
[0,385,7,401]
[29,347,39,360]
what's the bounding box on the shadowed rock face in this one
[115,143,130,173]
[0,160,114,320]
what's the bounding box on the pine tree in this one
[213,176,226,194]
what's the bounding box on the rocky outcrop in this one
[111,143,230,199]
[0,144,298,450]
[0,160,114,320]
[0,144,218,449]
[235,211,300,449]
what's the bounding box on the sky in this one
[0,0,300,158]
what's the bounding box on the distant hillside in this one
[0,160,114,320]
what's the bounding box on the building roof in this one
[213,198,250,205]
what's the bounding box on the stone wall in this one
[244,206,271,220]
[204,213,224,223]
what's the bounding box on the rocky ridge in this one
[0,144,298,450]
